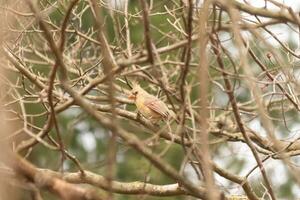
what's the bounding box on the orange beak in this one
[128,94,136,100]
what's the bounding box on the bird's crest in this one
[131,81,144,94]
[131,80,140,89]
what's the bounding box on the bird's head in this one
[128,83,142,101]
[128,82,149,101]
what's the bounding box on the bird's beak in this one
[128,94,136,100]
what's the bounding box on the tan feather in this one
[128,83,175,122]
[144,98,169,118]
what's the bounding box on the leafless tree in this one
[1,0,300,199]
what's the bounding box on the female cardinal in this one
[128,83,176,123]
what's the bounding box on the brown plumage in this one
[128,83,175,123]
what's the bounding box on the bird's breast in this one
[136,98,161,119]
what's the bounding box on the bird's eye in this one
[133,91,138,95]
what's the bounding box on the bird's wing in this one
[144,97,169,118]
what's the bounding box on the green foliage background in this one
[6,0,300,199]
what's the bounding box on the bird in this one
[128,83,176,123]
